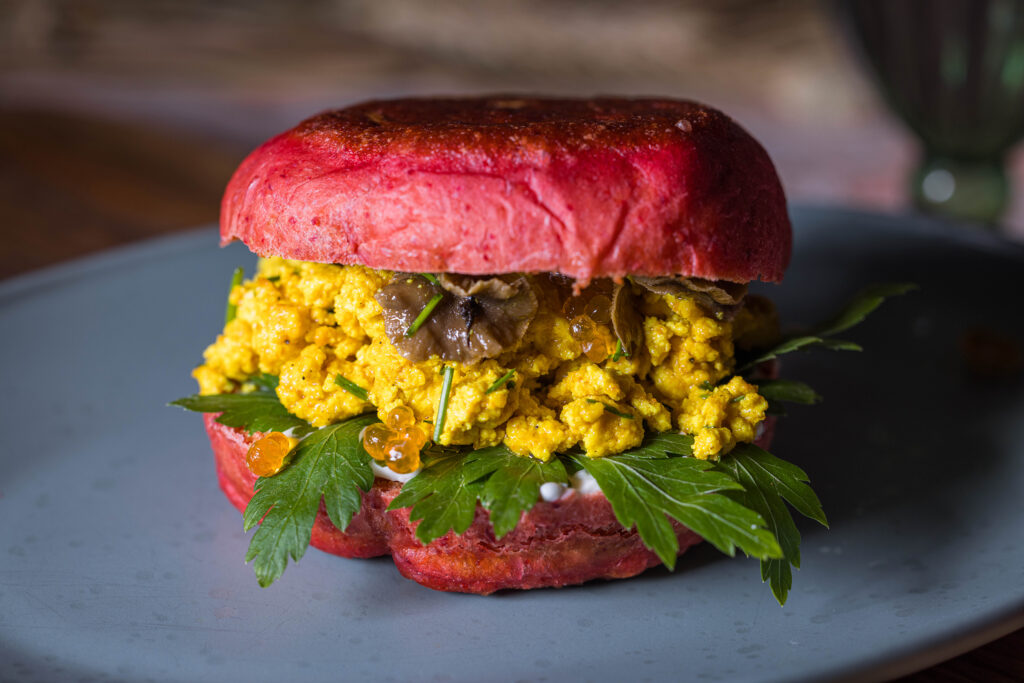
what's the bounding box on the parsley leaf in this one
[812,282,918,337]
[242,414,377,586]
[388,445,569,543]
[714,444,827,604]
[170,391,314,437]
[172,379,824,603]
[249,373,280,392]
[388,453,484,545]
[737,334,859,372]
[737,282,915,372]
[755,379,821,405]
[471,447,568,538]
[571,446,782,569]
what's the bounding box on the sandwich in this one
[172,96,910,601]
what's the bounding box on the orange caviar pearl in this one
[246,432,291,477]
[363,418,427,474]
[586,327,615,363]
[562,296,588,320]
[384,438,422,474]
[585,294,612,325]
[362,423,392,462]
[569,314,596,341]
[385,405,416,431]
[397,426,427,450]
[569,313,615,363]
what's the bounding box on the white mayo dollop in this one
[570,469,602,495]
[371,461,419,483]
[539,482,566,502]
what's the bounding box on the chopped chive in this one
[610,339,629,361]
[605,405,634,420]
[433,366,454,442]
[265,275,281,283]
[406,293,444,337]
[334,374,368,401]
[422,273,440,286]
[585,398,634,420]
[224,267,244,324]
[485,370,516,394]
[730,395,745,403]
[698,380,714,391]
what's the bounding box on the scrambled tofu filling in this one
[194,259,775,461]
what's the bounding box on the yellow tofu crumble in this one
[194,258,773,460]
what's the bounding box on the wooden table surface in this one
[2,107,1022,683]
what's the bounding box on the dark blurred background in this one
[1,3,1022,678]
[1,0,1023,279]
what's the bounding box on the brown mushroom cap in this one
[375,273,538,365]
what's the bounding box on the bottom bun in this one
[206,414,775,593]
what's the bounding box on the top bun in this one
[221,96,790,284]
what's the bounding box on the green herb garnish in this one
[390,445,569,543]
[170,390,313,437]
[736,283,915,373]
[171,276,913,602]
[715,444,827,604]
[422,273,440,286]
[610,339,629,361]
[334,374,369,401]
[433,365,454,442]
[249,373,280,392]
[405,292,444,337]
[813,282,918,337]
[243,414,377,586]
[569,433,782,568]
[585,399,634,420]
[171,385,814,602]
[387,453,482,544]
[224,267,244,324]
[485,369,516,394]
[756,379,821,405]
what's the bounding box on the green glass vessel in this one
[839,0,1024,224]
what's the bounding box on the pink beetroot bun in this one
[206,413,777,594]
[220,96,791,284]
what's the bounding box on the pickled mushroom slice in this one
[632,275,747,319]
[438,273,519,299]
[611,282,643,358]
[376,273,538,364]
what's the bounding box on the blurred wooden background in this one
[0,3,1022,678]
[1,0,1022,280]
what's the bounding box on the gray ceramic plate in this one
[2,207,1023,683]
